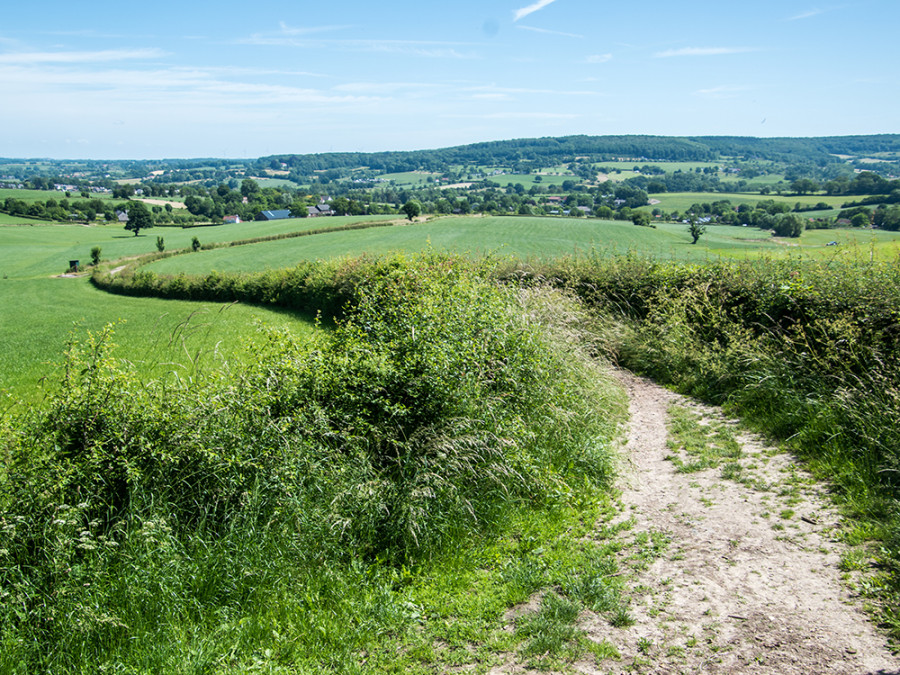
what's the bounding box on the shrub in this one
[0,253,624,670]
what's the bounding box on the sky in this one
[0,0,897,159]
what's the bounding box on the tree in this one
[401,200,422,221]
[241,178,260,199]
[688,218,706,244]
[631,211,652,227]
[125,201,153,236]
[790,178,820,195]
[90,246,101,266]
[156,236,165,252]
[192,236,201,252]
[772,213,805,237]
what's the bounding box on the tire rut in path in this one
[592,369,900,674]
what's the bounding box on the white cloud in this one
[586,53,612,64]
[513,0,559,22]
[653,46,757,58]
[516,25,583,39]
[0,48,166,64]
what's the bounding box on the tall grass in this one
[0,253,625,671]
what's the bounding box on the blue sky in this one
[1,0,897,159]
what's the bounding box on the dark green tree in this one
[241,178,260,198]
[90,246,101,266]
[631,210,652,227]
[124,201,153,237]
[401,200,422,221]
[772,213,805,237]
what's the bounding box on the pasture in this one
[143,216,777,276]
[0,217,352,399]
[643,191,849,213]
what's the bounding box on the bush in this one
[0,253,624,670]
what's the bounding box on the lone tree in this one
[688,218,706,244]
[401,200,422,221]
[125,201,153,237]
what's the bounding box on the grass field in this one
[143,216,784,277]
[643,192,849,213]
[0,213,54,225]
[0,187,114,203]
[5,212,899,400]
[494,173,573,187]
[0,217,354,399]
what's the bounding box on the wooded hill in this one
[259,134,900,175]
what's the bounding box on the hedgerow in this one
[0,253,624,671]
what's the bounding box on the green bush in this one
[0,253,623,670]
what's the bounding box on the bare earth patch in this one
[592,370,900,674]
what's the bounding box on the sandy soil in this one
[490,369,899,674]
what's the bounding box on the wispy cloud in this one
[465,84,599,97]
[241,29,479,59]
[787,8,825,20]
[0,63,374,107]
[513,0,558,22]
[447,111,579,120]
[516,25,583,39]
[694,85,752,99]
[653,46,757,58]
[333,81,446,95]
[277,21,352,35]
[586,53,612,64]
[0,48,166,64]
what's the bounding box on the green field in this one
[643,191,848,213]
[143,216,783,277]
[0,187,115,203]
[0,217,354,399]
[5,211,899,399]
[377,170,438,186]
[0,213,54,225]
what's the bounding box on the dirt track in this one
[591,370,900,674]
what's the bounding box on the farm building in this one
[223,215,241,224]
[256,210,292,221]
[307,204,334,217]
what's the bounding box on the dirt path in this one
[592,370,900,674]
